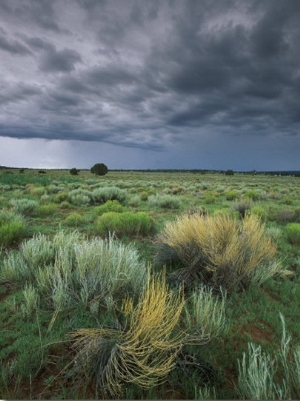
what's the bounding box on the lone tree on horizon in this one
[91,163,108,176]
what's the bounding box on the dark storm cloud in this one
[0,0,300,163]
[39,48,82,73]
[0,27,31,55]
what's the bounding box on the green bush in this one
[285,223,300,244]
[90,163,108,176]
[70,168,80,175]
[94,200,125,215]
[68,189,92,205]
[96,211,155,236]
[225,190,238,201]
[53,192,69,203]
[0,231,147,309]
[127,195,141,207]
[251,205,268,221]
[64,212,84,227]
[148,194,182,209]
[0,210,26,247]
[38,204,59,216]
[10,198,39,216]
[92,187,127,204]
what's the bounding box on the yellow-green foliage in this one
[0,210,26,247]
[64,212,84,227]
[157,213,283,292]
[285,223,300,244]
[96,211,155,236]
[93,199,125,215]
[70,271,185,396]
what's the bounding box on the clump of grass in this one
[237,342,283,400]
[156,213,285,293]
[237,314,300,400]
[183,285,227,345]
[10,199,39,216]
[0,210,26,248]
[148,194,182,209]
[285,223,300,244]
[95,211,155,237]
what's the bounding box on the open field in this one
[0,168,300,399]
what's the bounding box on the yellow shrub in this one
[157,213,284,292]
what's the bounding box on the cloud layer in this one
[0,0,300,169]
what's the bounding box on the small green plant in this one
[0,210,26,248]
[68,189,92,205]
[148,194,182,209]
[64,213,84,227]
[93,200,125,215]
[285,223,300,244]
[237,314,300,400]
[38,204,58,216]
[251,205,268,221]
[96,211,155,236]
[10,199,39,216]
[225,190,237,201]
[237,342,284,400]
[183,285,227,345]
[92,187,127,204]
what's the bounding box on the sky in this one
[0,0,300,171]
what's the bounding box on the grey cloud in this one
[39,48,82,73]
[0,30,31,55]
[1,0,62,32]
[0,83,41,105]
[0,0,300,168]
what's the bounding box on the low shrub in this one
[127,195,141,207]
[156,213,285,293]
[251,205,268,221]
[64,212,84,227]
[68,189,92,205]
[269,208,296,224]
[232,199,252,218]
[70,271,184,397]
[96,211,155,237]
[148,194,182,209]
[93,200,125,215]
[0,210,26,247]
[38,204,59,216]
[285,223,300,244]
[10,198,39,216]
[0,231,147,309]
[53,192,69,204]
[225,190,238,201]
[29,186,46,197]
[92,186,127,204]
